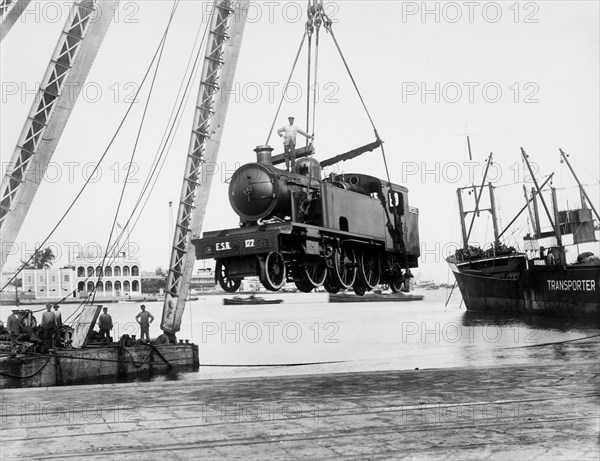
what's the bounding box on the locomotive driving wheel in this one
[332,246,357,289]
[352,280,367,296]
[294,280,314,292]
[260,252,286,291]
[294,262,327,293]
[358,250,381,289]
[304,262,327,286]
[389,262,403,293]
[323,274,341,293]
[216,259,241,293]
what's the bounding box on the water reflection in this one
[458,310,600,369]
[461,311,600,333]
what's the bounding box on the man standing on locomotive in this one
[277,116,313,172]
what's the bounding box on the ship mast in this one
[498,174,554,240]
[559,148,600,223]
[161,0,249,338]
[456,153,500,249]
[521,148,562,247]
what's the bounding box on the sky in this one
[1,0,599,282]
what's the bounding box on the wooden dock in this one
[1,360,598,459]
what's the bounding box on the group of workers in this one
[96,304,154,344]
[0,303,62,350]
[2,303,155,349]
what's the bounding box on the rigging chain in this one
[306,1,314,136]
[309,0,323,139]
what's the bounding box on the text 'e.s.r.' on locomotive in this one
[192,143,420,296]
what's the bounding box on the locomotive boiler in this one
[193,144,420,295]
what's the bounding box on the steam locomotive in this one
[192,144,420,295]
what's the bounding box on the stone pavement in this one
[1,361,598,459]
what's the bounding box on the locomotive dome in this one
[295,157,321,178]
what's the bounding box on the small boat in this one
[329,292,424,303]
[223,295,283,305]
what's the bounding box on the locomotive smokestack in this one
[254,145,274,165]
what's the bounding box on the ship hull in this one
[448,256,600,318]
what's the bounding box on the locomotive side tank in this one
[193,145,419,295]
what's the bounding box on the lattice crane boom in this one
[0,0,31,42]
[0,0,117,269]
[161,0,248,335]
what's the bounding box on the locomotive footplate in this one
[194,222,295,260]
[194,221,408,293]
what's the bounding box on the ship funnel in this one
[254,145,274,165]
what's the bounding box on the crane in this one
[0,0,249,333]
[161,0,249,339]
[0,0,31,42]
[0,0,117,270]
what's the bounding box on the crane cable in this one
[265,32,307,145]
[96,0,216,277]
[310,1,323,137]
[25,0,183,320]
[75,0,216,310]
[91,1,180,305]
[324,17,409,273]
[303,1,323,212]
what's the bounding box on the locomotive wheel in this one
[333,247,357,289]
[295,262,327,292]
[353,280,367,296]
[294,280,314,293]
[260,252,286,291]
[304,262,327,286]
[358,251,381,289]
[216,260,241,293]
[324,275,341,294]
[389,263,403,293]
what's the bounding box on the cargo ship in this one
[447,148,600,318]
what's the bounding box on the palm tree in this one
[23,247,55,269]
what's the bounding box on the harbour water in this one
[4,289,597,383]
